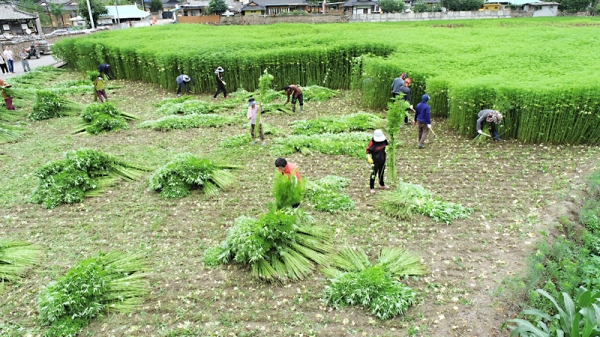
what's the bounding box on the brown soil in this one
[0,73,598,337]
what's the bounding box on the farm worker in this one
[397,77,414,125]
[247,98,266,146]
[414,94,431,149]
[390,72,407,97]
[366,129,390,194]
[0,79,15,110]
[19,48,30,72]
[0,53,8,73]
[475,109,503,141]
[4,46,14,73]
[213,66,228,100]
[94,75,108,103]
[283,85,303,113]
[275,157,302,208]
[176,74,193,96]
[97,64,110,79]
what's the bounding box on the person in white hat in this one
[175,74,193,96]
[366,129,390,194]
[213,66,228,100]
[475,109,503,141]
[247,98,265,146]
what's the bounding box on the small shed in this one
[521,1,559,16]
[100,5,150,25]
[343,0,380,14]
[240,0,310,16]
[0,4,40,36]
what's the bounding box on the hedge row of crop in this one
[53,19,600,144]
[53,37,394,93]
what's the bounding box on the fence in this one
[350,10,512,22]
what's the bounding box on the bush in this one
[138,114,238,131]
[305,176,354,213]
[148,153,241,198]
[29,90,80,121]
[379,0,406,12]
[271,132,372,158]
[205,208,333,282]
[378,181,471,224]
[73,102,138,135]
[322,247,426,320]
[38,251,149,337]
[30,148,150,209]
[290,112,384,136]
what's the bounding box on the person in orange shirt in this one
[275,157,302,208]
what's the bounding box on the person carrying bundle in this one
[275,157,302,208]
[283,85,303,113]
[94,75,108,103]
[176,74,193,96]
[0,79,15,110]
[475,109,503,142]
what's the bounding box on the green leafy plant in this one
[38,251,149,337]
[0,239,42,287]
[255,69,274,139]
[272,171,305,209]
[504,287,600,337]
[220,124,282,147]
[204,207,332,282]
[0,123,22,143]
[73,102,138,135]
[290,112,384,136]
[322,247,426,319]
[29,90,80,121]
[378,181,472,224]
[300,85,339,102]
[386,96,410,180]
[156,100,222,115]
[271,132,372,158]
[138,114,238,131]
[305,176,354,213]
[148,153,241,198]
[30,148,150,209]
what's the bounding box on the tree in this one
[558,0,595,12]
[208,0,228,14]
[441,0,483,11]
[78,0,108,29]
[149,0,164,13]
[49,3,66,27]
[412,1,429,12]
[379,0,406,12]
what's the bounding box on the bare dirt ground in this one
[0,73,598,337]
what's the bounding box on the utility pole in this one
[115,0,121,25]
[86,0,95,28]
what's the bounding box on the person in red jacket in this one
[366,129,390,194]
[275,157,302,208]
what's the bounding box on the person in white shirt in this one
[3,46,14,73]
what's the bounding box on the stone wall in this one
[349,10,512,22]
[220,14,348,25]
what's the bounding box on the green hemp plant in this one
[386,95,410,181]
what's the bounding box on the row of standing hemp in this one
[351,56,427,113]
[53,38,394,93]
[448,83,600,144]
[355,56,600,144]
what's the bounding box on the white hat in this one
[248,98,256,107]
[216,67,224,73]
[373,129,386,142]
[182,75,191,82]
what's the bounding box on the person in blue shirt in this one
[414,94,431,149]
[97,64,110,79]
